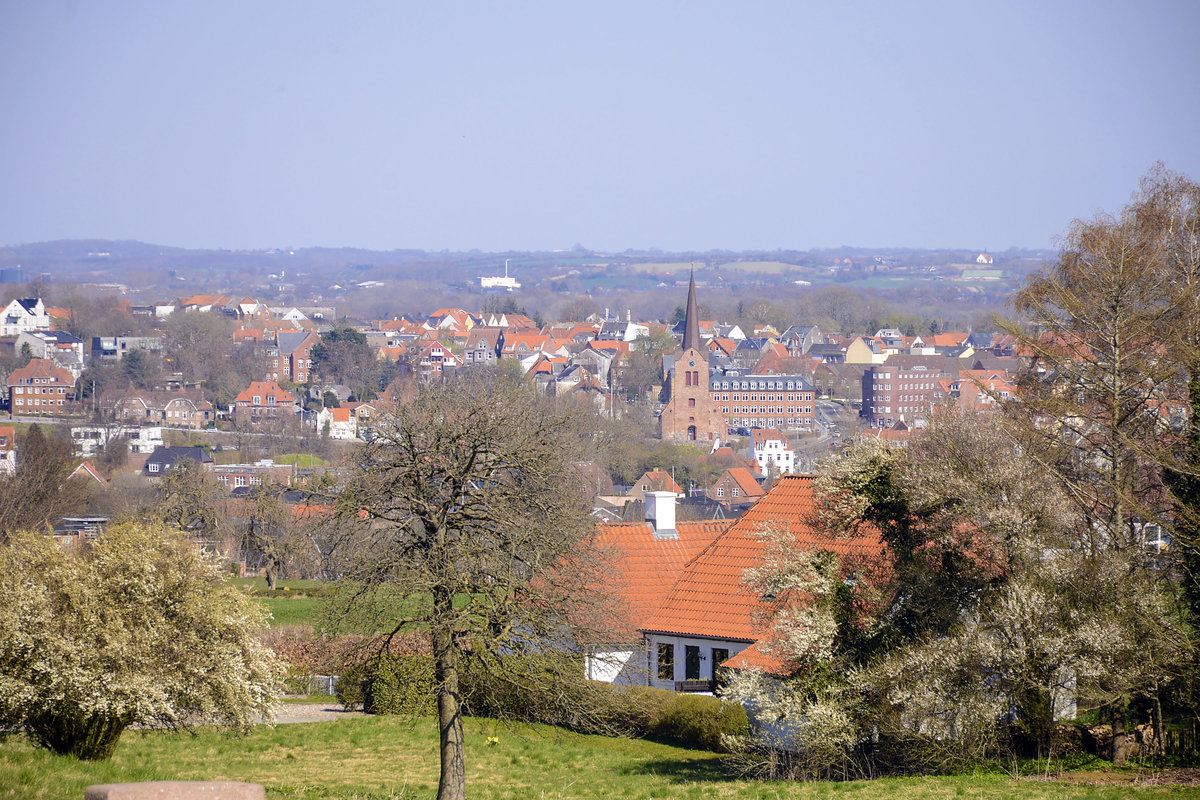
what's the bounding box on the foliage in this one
[0,523,281,760]
[310,326,389,401]
[153,458,225,539]
[652,692,749,752]
[363,655,438,716]
[0,425,91,540]
[334,370,616,800]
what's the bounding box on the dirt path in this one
[266,702,365,724]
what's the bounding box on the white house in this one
[70,425,165,457]
[638,476,882,692]
[1,298,52,337]
[749,428,796,476]
[585,491,728,686]
[315,406,359,440]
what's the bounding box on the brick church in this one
[659,272,724,443]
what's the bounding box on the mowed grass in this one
[0,716,1192,800]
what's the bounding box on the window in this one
[657,643,674,681]
[732,488,740,497]
[716,487,724,497]
[685,645,701,680]
[711,648,729,681]
[688,398,696,408]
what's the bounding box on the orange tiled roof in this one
[636,469,683,495]
[594,520,729,640]
[721,640,793,676]
[723,467,764,498]
[642,475,884,642]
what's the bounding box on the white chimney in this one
[645,490,678,538]
[627,309,631,323]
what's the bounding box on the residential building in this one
[1,298,52,337]
[0,425,14,474]
[143,445,214,479]
[316,406,358,439]
[233,381,300,426]
[861,355,958,428]
[70,425,165,457]
[213,459,296,490]
[463,328,503,366]
[750,428,795,476]
[708,467,765,508]
[586,491,729,684]
[638,475,884,692]
[627,469,683,505]
[272,331,321,383]
[90,336,164,362]
[17,330,86,377]
[8,358,78,417]
[104,389,214,428]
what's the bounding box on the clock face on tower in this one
[688,359,696,367]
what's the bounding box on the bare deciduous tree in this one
[334,372,614,800]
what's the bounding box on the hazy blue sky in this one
[2,1,1197,253]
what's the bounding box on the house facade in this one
[0,425,15,475]
[16,330,86,377]
[233,381,299,426]
[638,475,884,692]
[106,389,214,428]
[586,492,729,685]
[70,425,165,457]
[708,371,816,432]
[8,358,78,417]
[1,298,52,337]
[750,428,796,475]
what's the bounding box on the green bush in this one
[334,662,367,711]
[363,655,437,716]
[652,692,749,752]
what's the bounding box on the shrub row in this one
[337,653,747,752]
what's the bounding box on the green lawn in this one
[0,716,1192,800]
[274,454,329,468]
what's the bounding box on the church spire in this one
[681,267,702,354]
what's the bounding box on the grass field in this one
[275,454,329,468]
[1,715,1191,800]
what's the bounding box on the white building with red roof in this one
[638,475,884,691]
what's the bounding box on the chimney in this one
[645,491,678,538]
[627,309,631,323]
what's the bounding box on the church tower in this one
[659,270,723,443]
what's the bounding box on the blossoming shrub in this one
[0,524,282,760]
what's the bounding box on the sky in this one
[2,1,1198,254]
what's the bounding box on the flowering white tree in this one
[0,523,282,760]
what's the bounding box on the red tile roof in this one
[641,475,884,643]
[593,520,729,640]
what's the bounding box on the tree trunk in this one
[1111,699,1129,766]
[433,591,465,800]
[265,565,277,591]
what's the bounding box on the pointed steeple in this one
[681,267,702,355]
